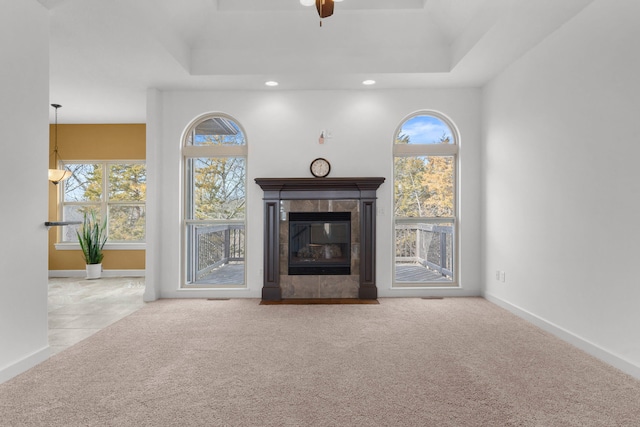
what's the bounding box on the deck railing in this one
[395,221,453,278]
[194,224,245,279]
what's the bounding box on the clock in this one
[310,157,331,178]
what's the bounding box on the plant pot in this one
[86,263,102,280]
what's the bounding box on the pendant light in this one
[48,103,72,185]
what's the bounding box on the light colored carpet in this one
[1,298,639,426]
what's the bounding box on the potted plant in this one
[76,211,107,279]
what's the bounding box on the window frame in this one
[392,111,459,288]
[181,113,248,289]
[54,159,147,251]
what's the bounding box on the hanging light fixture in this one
[48,103,72,185]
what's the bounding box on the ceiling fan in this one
[300,0,344,25]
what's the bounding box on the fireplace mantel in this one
[255,177,385,301]
[254,177,385,199]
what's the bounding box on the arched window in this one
[182,114,247,287]
[393,112,458,286]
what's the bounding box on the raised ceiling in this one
[38,0,594,123]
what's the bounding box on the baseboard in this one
[48,269,145,278]
[484,293,640,380]
[0,346,50,384]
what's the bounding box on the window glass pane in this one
[60,162,146,243]
[188,117,246,146]
[183,114,247,288]
[191,157,246,220]
[64,164,102,202]
[395,221,454,283]
[396,115,453,145]
[394,156,454,218]
[186,223,245,285]
[108,205,146,241]
[61,205,101,243]
[109,164,146,201]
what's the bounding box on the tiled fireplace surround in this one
[255,177,385,301]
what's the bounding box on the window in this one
[60,161,146,244]
[183,115,247,287]
[393,113,458,286]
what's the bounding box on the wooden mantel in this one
[254,177,385,198]
[255,177,385,301]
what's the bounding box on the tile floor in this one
[48,276,146,355]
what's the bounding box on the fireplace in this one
[288,212,351,275]
[255,177,385,301]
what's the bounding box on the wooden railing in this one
[194,224,245,279]
[395,221,453,278]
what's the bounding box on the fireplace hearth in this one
[255,177,385,301]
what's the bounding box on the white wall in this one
[143,88,161,302]
[0,0,50,383]
[483,0,640,377]
[146,88,481,299]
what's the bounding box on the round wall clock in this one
[310,157,331,178]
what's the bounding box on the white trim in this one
[0,346,50,384]
[377,285,478,298]
[484,293,640,380]
[48,269,145,278]
[184,219,245,226]
[175,287,250,293]
[395,217,455,224]
[394,144,458,156]
[160,287,258,299]
[55,242,145,250]
[389,284,459,289]
[182,145,246,157]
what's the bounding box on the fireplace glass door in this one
[288,212,351,275]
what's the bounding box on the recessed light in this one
[362,80,376,86]
[265,81,279,87]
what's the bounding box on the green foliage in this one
[108,206,145,241]
[64,164,103,202]
[76,211,107,264]
[193,157,246,220]
[64,163,146,242]
[394,133,454,218]
[108,164,146,241]
[109,164,146,201]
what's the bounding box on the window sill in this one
[54,242,146,251]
